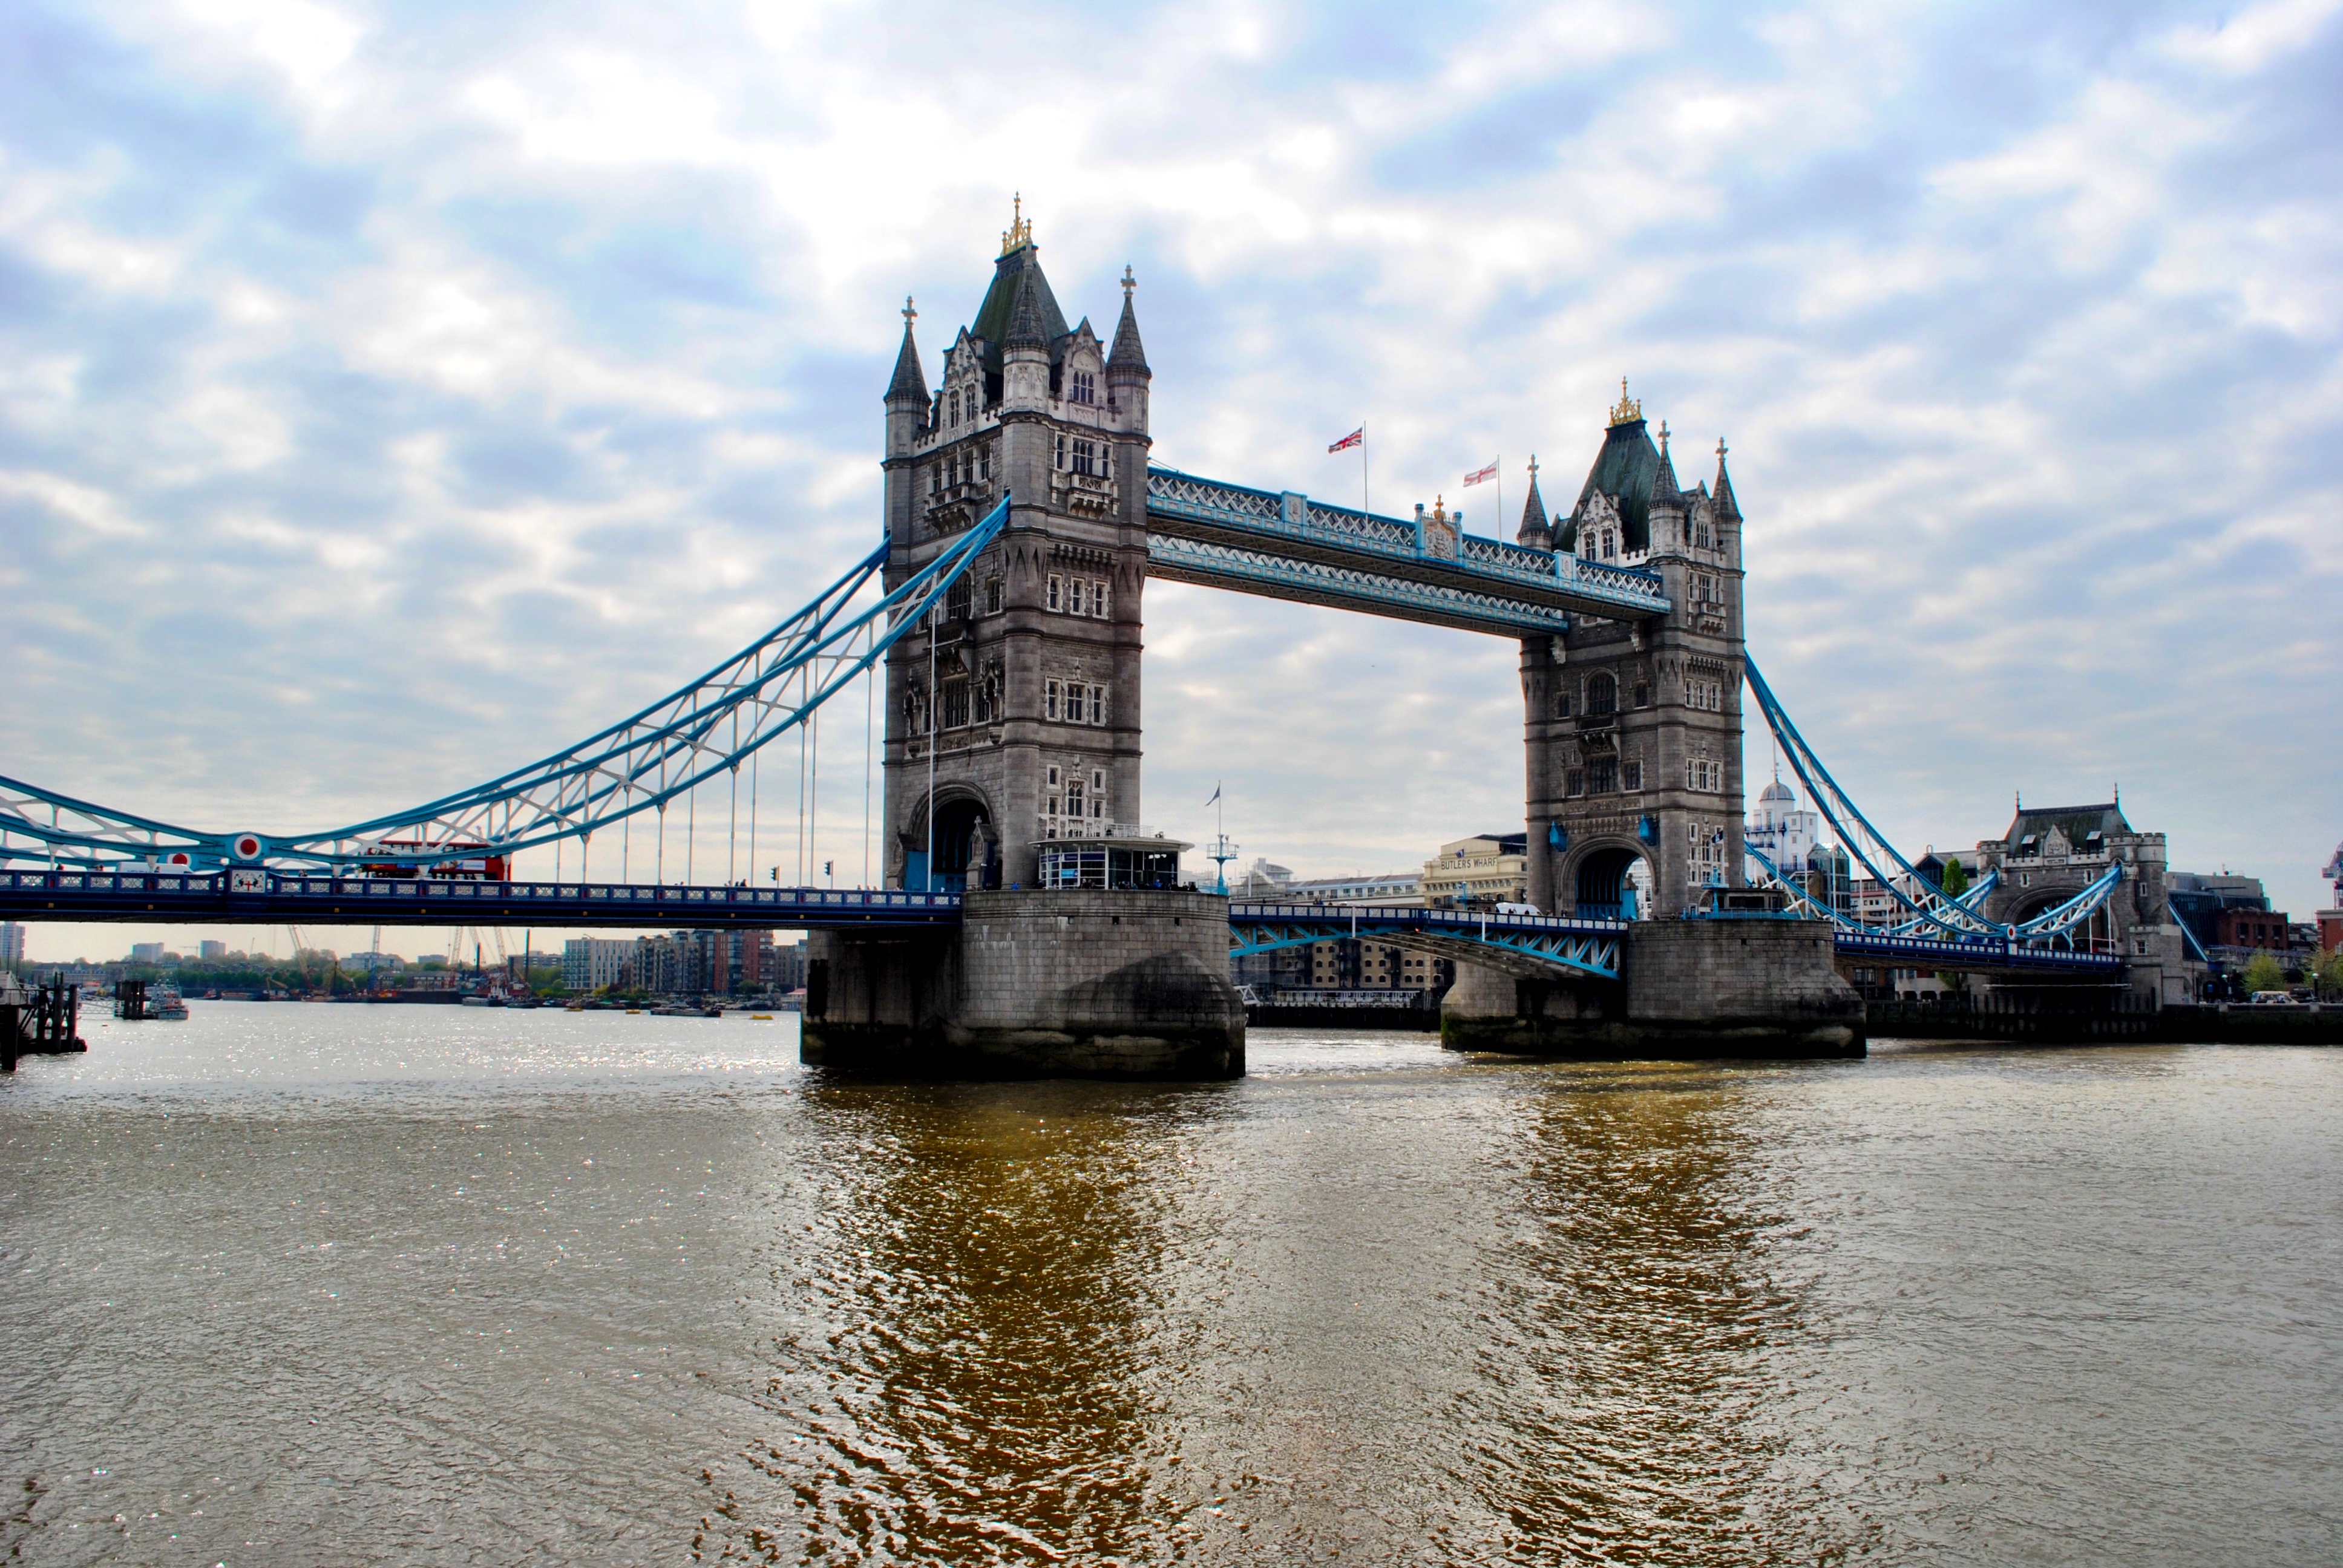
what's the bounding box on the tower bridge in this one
[0,209,2190,1077]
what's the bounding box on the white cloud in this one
[2155,0,2343,74]
[2,0,2338,956]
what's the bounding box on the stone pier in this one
[1441,917,1865,1059]
[802,888,1245,1079]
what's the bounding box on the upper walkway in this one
[1144,466,1670,636]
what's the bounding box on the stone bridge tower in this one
[1521,385,1748,919]
[879,205,1153,890]
[1969,799,2200,1002]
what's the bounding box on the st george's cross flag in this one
[1463,460,1499,486]
[1328,428,1363,452]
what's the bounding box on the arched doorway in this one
[903,792,997,892]
[1575,844,1653,921]
[931,797,997,893]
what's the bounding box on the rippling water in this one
[1,1007,2335,1565]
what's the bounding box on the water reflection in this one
[714,1080,1210,1563]
[7,1019,2335,1566]
[1447,1060,1863,1564]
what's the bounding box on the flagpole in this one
[1496,455,1503,543]
[1362,420,1369,520]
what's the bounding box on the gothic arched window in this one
[948,390,960,426]
[1588,673,1617,715]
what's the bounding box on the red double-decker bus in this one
[353,840,512,881]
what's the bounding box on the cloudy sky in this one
[4,0,2339,959]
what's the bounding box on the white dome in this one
[1758,779,1796,805]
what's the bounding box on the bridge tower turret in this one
[1524,387,1747,920]
[878,203,1152,892]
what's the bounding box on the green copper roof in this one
[1573,418,1660,554]
[970,242,1069,376]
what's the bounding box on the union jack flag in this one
[1327,428,1363,452]
[1463,460,1498,486]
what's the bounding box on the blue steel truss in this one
[0,498,1012,871]
[1147,534,1575,636]
[1742,662,2127,947]
[1144,466,1669,630]
[1830,929,2122,975]
[1228,902,1623,980]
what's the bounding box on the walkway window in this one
[1588,673,1617,715]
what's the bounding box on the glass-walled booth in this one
[1035,835,1190,892]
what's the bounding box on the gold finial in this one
[1608,376,1642,427]
[1000,192,1034,256]
[1432,494,1447,523]
[902,295,916,327]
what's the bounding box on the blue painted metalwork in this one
[0,866,962,930]
[1832,929,2122,974]
[1144,466,1670,630]
[1146,534,1574,636]
[1227,901,1623,980]
[1743,659,2126,944]
[1747,847,2115,972]
[1742,665,2129,947]
[0,497,1013,871]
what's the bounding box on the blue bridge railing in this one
[0,869,962,930]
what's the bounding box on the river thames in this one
[0,1007,2335,1565]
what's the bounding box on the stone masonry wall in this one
[803,887,1244,1079]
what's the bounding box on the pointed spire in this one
[1004,273,1051,350]
[1652,420,1681,504]
[1109,264,1149,376]
[1516,454,1550,548]
[1712,436,1740,520]
[885,296,926,405]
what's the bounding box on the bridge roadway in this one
[0,869,2120,982]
